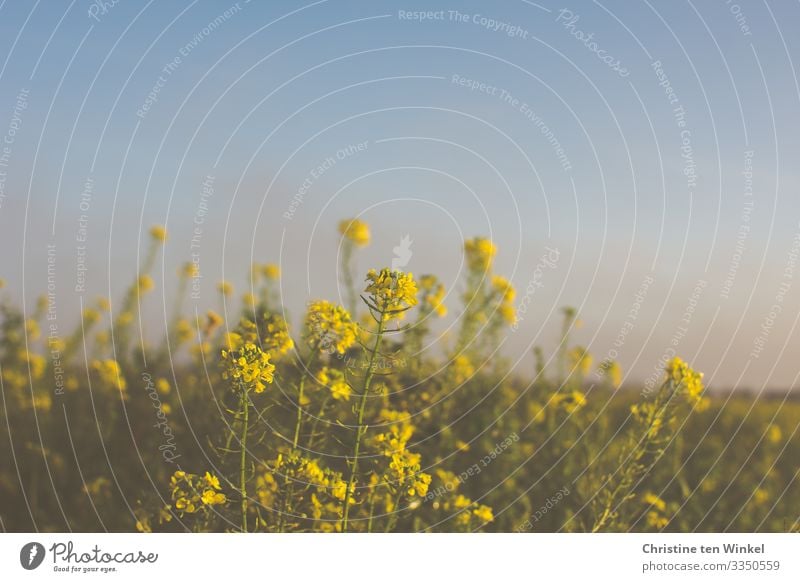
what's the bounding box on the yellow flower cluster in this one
[491,275,516,325]
[254,457,345,532]
[316,367,351,400]
[175,319,193,343]
[568,346,593,377]
[233,316,294,358]
[261,316,294,356]
[25,319,40,340]
[338,218,370,247]
[419,275,447,317]
[273,453,350,502]
[550,390,587,413]
[642,492,669,529]
[374,409,415,454]
[305,300,358,354]
[169,470,227,515]
[364,268,418,320]
[221,342,275,393]
[451,354,475,384]
[91,359,126,391]
[452,494,494,528]
[599,359,623,388]
[389,450,432,497]
[464,237,497,271]
[374,410,431,498]
[665,357,705,405]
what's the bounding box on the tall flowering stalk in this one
[112,226,165,360]
[341,268,417,532]
[221,341,275,532]
[338,218,370,316]
[590,357,705,532]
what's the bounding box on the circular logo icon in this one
[20,542,46,570]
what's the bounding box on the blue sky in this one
[1,0,799,389]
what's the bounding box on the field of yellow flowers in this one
[1,219,798,533]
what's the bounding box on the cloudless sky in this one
[1,0,799,390]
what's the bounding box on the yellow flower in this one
[364,268,418,319]
[221,343,275,393]
[491,275,516,302]
[643,492,666,512]
[646,511,669,529]
[170,470,227,515]
[339,218,370,246]
[261,263,280,280]
[409,472,432,497]
[156,378,171,394]
[305,300,358,354]
[498,303,517,325]
[472,504,494,524]
[180,262,199,278]
[224,332,243,351]
[767,424,782,444]
[138,275,154,293]
[201,489,226,505]
[149,225,167,243]
[27,355,46,379]
[464,237,497,271]
[217,280,233,297]
[203,471,222,490]
[175,319,192,343]
[96,297,111,312]
[83,308,101,325]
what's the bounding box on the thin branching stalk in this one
[239,386,249,533]
[342,311,385,532]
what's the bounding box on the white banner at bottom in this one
[1,533,798,581]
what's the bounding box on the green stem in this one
[342,242,356,316]
[367,487,377,533]
[307,395,332,450]
[384,489,404,532]
[292,375,306,450]
[342,313,385,532]
[278,349,318,532]
[240,388,249,533]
